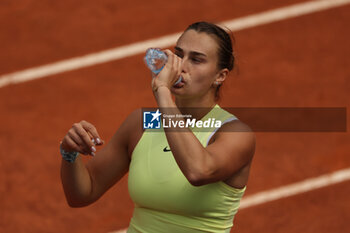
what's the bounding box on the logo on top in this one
[143,109,162,129]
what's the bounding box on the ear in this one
[214,68,229,85]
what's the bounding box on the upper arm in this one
[203,120,256,183]
[85,109,141,202]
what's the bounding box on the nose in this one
[180,57,188,74]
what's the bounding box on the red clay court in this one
[0,0,349,232]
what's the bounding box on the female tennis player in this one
[60,21,255,233]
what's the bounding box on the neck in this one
[174,93,217,120]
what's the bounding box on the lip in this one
[173,77,185,88]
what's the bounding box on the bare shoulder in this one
[117,109,144,158]
[91,108,142,161]
[126,108,143,124]
[211,119,255,144]
[220,119,254,133]
[223,119,254,147]
[83,108,144,201]
[203,119,255,186]
[119,108,142,134]
[209,119,256,163]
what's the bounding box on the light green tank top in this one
[127,105,246,233]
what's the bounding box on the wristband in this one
[60,143,79,163]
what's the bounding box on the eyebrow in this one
[174,46,207,57]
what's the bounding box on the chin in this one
[170,86,184,95]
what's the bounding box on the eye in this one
[191,57,202,63]
[175,52,183,58]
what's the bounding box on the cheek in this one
[190,65,217,85]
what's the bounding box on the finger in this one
[175,55,182,77]
[163,49,173,57]
[171,55,179,84]
[151,77,156,90]
[163,49,174,68]
[151,71,156,79]
[171,52,177,68]
[173,53,178,69]
[165,52,180,81]
[72,123,95,154]
[89,132,104,148]
[62,135,84,154]
[68,128,84,146]
[178,57,183,77]
[67,129,90,155]
[80,121,103,145]
[170,55,182,84]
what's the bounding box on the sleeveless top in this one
[127,105,246,233]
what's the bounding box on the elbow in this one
[189,179,205,187]
[66,199,87,208]
[186,172,211,187]
[67,200,88,208]
[183,156,215,186]
[65,196,94,208]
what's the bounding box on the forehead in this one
[176,30,219,57]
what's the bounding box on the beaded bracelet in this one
[60,143,79,163]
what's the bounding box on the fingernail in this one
[96,138,101,144]
[92,138,96,144]
[91,146,96,152]
[91,152,96,156]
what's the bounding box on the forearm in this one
[166,129,214,185]
[60,156,94,207]
[155,87,214,184]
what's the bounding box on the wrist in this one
[60,143,79,163]
[155,84,171,91]
[154,85,171,99]
[155,87,176,108]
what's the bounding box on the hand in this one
[151,49,182,92]
[61,120,104,156]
